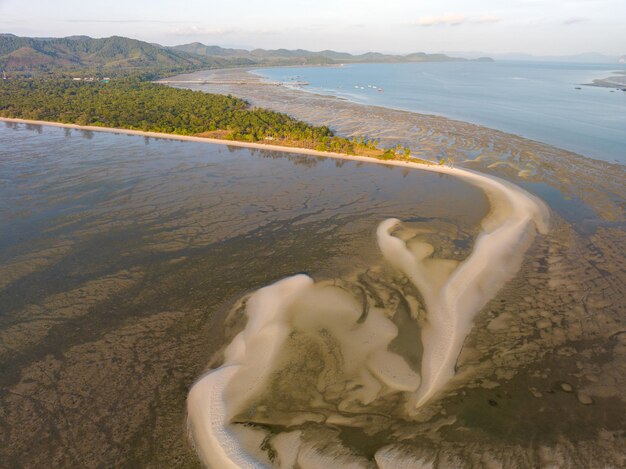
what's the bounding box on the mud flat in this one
[0,123,491,468]
[188,162,551,467]
[169,68,625,223]
[1,68,624,467]
[171,68,625,467]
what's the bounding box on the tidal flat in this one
[1,123,487,466]
[1,68,625,467]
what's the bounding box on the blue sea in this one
[253,61,626,164]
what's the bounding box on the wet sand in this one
[167,68,625,224]
[0,124,491,468]
[168,68,626,467]
[1,68,625,467]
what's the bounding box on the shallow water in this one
[253,61,626,164]
[1,123,624,468]
[0,123,488,467]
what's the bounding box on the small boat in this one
[378,88,383,92]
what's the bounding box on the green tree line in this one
[0,78,415,159]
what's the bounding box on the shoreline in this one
[183,124,551,467]
[165,67,625,223]
[7,110,557,469]
[3,100,625,468]
[1,116,447,172]
[4,117,555,210]
[217,66,626,167]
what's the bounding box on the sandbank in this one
[0,116,519,186]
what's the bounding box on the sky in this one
[1,0,625,56]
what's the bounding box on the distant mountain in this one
[0,35,250,76]
[172,43,493,64]
[0,34,494,78]
[172,42,249,58]
[443,50,620,64]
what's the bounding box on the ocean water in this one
[253,61,626,164]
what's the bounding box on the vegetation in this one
[0,34,492,79]
[0,34,253,78]
[172,42,493,65]
[0,78,417,161]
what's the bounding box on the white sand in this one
[377,168,549,409]
[188,275,313,468]
[4,118,549,466]
[186,163,548,467]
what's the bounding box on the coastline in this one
[1,116,452,173]
[3,96,625,468]
[3,117,557,212]
[185,144,550,467]
[190,65,626,166]
[2,116,411,164]
[7,115,559,469]
[257,64,626,164]
[166,67,625,223]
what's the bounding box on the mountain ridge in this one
[0,34,493,77]
[172,42,493,64]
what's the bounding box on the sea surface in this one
[253,61,626,164]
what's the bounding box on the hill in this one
[0,34,494,78]
[172,42,492,64]
[0,35,251,77]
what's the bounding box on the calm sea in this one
[253,61,626,164]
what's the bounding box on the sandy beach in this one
[1,116,435,168]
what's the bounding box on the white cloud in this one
[416,13,502,27]
[417,14,467,27]
[562,17,588,25]
[475,15,502,24]
[168,26,236,36]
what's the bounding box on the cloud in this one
[562,17,588,25]
[417,14,467,27]
[169,26,236,36]
[167,26,281,37]
[66,19,197,24]
[475,15,502,24]
[416,13,502,27]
